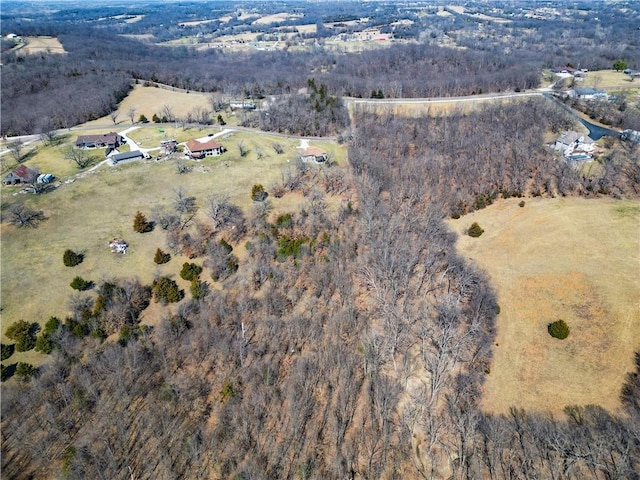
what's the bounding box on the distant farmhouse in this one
[3,165,38,185]
[184,138,225,159]
[623,68,640,80]
[621,129,640,143]
[567,88,608,100]
[75,132,124,149]
[229,101,256,110]
[300,146,328,164]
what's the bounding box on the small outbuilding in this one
[160,139,178,155]
[3,165,38,185]
[109,150,146,164]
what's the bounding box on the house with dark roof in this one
[184,139,225,159]
[109,150,146,164]
[75,132,124,149]
[3,165,38,185]
[300,146,328,163]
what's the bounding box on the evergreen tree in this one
[5,320,39,352]
[468,222,484,237]
[548,319,570,339]
[180,262,203,281]
[154,248,171,264]
[251,184,267,202]
[63,249,84,267]
[133,211,152,233]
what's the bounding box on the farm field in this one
[450,197,640,415]
[1,131,347,365]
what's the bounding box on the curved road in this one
[1,88,622,157]
[346,90,542,107]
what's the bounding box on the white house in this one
[567,88,608,100]
[621,129,640,143]
[554,130,595,160]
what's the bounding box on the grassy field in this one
[450,197,640,415]
[582,69,639,91]
[14,36,66,56]
[1,127,346,365]
[81,84,235,130]
[348,95,539,118]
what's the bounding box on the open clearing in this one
[582,69,639,90]
[450,197,640,415]
[80,84,222,129]
[252,13,304,25]
[16,36,66,56]
[348,94,540,118]
[1,127,345,366]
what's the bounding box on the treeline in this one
[569,97,640,132]
[0,26,539,136]
[350,98,640,216]
[3,1,640,137]
[0,28,541,135]
[242,80,349,137]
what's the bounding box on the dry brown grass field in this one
[348,94,539,118]
[583,69,639,90]
[15,36,66,56]
[1,128,346,365]
[450,197,640,415]
[81,84,227,129]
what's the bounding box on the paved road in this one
[345,90,542,107]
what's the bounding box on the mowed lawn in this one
[582,69,639,90]
[1,133,346,365]
[450,197,640,415]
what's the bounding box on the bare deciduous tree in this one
[161,104,175,122]
[127,106,137,124]
[7,204,46,227]
[64,146,93,169]
[237,141,249,157]
[208,92,226,112]
[7,139,24,164]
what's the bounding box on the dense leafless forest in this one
[2,1,640,478]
